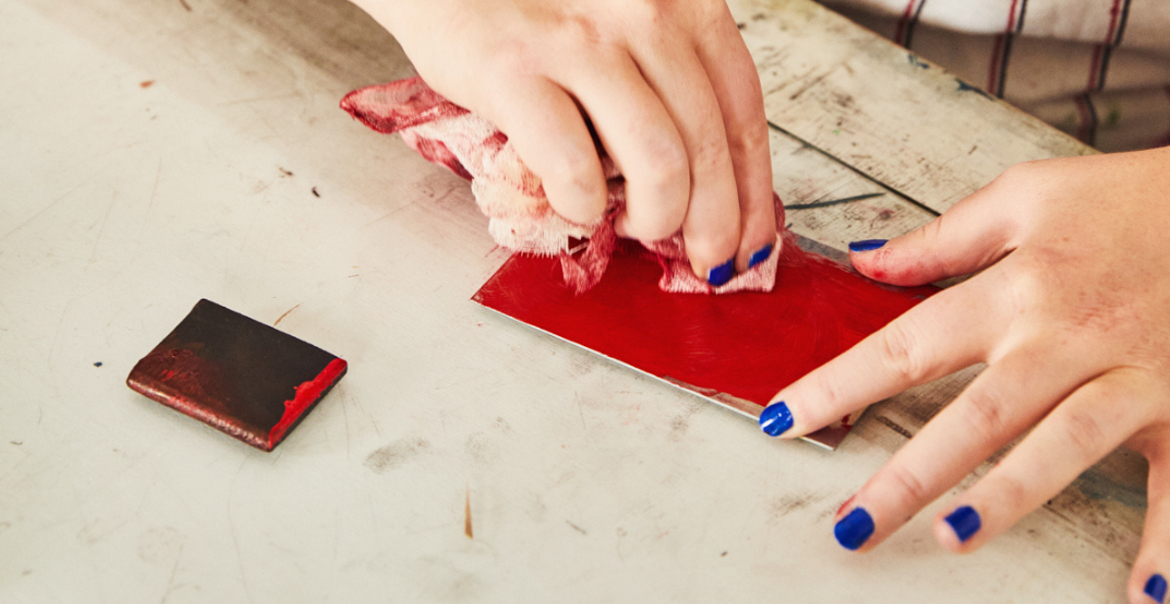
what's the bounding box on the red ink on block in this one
[267,358,348,449]
[127,300,347,451]
[474,232,934,449]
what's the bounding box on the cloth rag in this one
[340,77,784,294]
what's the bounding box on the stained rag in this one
[340,77,783,294]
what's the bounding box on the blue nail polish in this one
[1145,574,1168,603]
[759,402,793,437]
[707,260,734,287]
[834,507,875,551]
[944,506,981,543]
[747,244,774,269]
[848,239,888,253]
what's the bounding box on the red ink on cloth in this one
[127,300,347,452]
[341,77,784,295]
[474,231,935,449]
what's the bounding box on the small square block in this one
[127,299,347,451]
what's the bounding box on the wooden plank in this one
[771,129,935,249]
[734,0,1096,214]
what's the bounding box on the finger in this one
[847,182,1020,287]
[630,35,741,285]
[932,370,1152,554]
[558,54,690,243]
[479,76,608,226]
[830,344,1092,552]
[1131,444,1170,604]
[692,6,778,272]
[760,271,1004,439]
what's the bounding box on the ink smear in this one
[473,232,934,449]
[127,299,347,451]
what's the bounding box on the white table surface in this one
[0,0,1146,601]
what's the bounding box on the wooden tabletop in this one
[0,0,1146,601]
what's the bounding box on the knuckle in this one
[986,472,1030,512]
[811,370,847,416]
[995,160,1041,187]
[629,0,669,24]
[726,119,769,158]
[640,142,689,191]
[547,153,600,193]
[1060,407,1108,458]
[484,39,539,78]
[555,15,604,49]
[1003,260,1043,310]
[623,165,688,240]
[884,462,933,510]
[877,320,930,384]
[689,133,732,174]
[960,383,1012,443]
[544,155,605,219]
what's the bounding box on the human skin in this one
[348,0,778,284]
[348,0,1169,600]
[763,147,1170,604]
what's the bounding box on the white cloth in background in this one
[819,0,1170,151]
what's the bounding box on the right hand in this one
[354,0,778,284]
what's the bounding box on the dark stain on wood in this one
[870,414,913,440]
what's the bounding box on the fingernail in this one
[747,244,774,269]
[834,507,875,551]
[848,239,888,253]
[944,506,981,543]
[759,402,793,437]
[1145,574,1167,603]
[707,259,734,287]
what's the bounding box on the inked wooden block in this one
[127,299,347,451]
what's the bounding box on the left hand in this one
[758,147,1170,604]
[352,0,778,284]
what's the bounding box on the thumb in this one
[847,188,1017,287]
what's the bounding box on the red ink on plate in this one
[473,232,934,449]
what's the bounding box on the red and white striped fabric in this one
[820,0,1170,151]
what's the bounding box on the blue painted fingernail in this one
[747,244,774,269]
[707,259,734,287]
[759,402,793,437]
[1145,574,1167,603]
[944,506,981,543]
[834,507,875,551]
[848,239,888,253]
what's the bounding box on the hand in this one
[352,0,778,283]
[759,147,1170,604]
